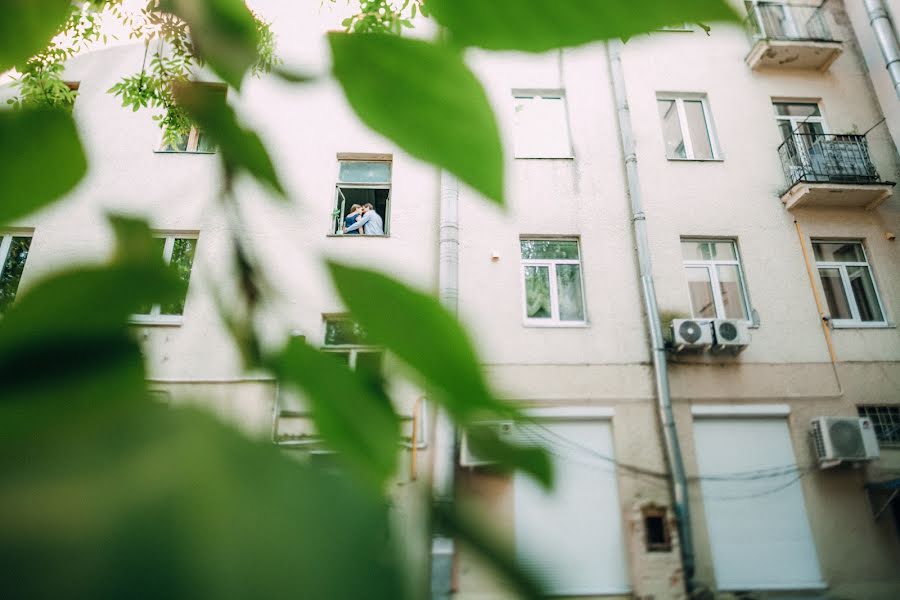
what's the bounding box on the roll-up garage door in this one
[513,420,630,595]
[693,417,824,590]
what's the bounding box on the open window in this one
[332,155,391,236]
[156,83,226,153]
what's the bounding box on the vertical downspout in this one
[606,39,695,594]
[430,171,459,600]
[865,0,900,98]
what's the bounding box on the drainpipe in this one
[606,39,696,594]
[430,171,459,600]
[865,0,900,98]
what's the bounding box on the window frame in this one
[153,83,225,154]
[330,156,392,237]
[656,93,721,161]
[681,238,752,323]
[0,230,34,315]
[130,232,198,326]
[812,239,887,328]
[519,238,588,327]
[857,405,900,447]
[773,100,828,139]
[511,90,574,159]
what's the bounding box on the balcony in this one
[778,133,894,210]
[745,2,842,71]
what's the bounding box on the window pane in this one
[135,237,168,315]
[774,102,821,118]
[556,264,585,321]
[683,100,714,159]
[514,96,570,157]
[160,238,197,315]
[813,241,866,263]
[0,236,31,314]
[686,267,716,318]
[681,240,737,261]
[818,268,852,320]
[717,265,748,320]
[338,161,391,184]
[524,266,552,319]
[161,131,190,152]
[658,99,686,159]
[520,240,579,260]
[847,266,884,322]
[324,318,369,346]
[195,130,216,153]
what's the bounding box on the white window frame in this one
[657,94,721,160]
[773,101,827,137]
[331,157,392,237]
[519,238,588,327]
[512,91,574,159]
[681,239,752,322]
[812,240,887,328]
[321,314,385,366]
[130,233,198,326]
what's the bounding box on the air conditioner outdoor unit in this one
[810,416,880,468]
[711,319,750,352]
[671,319,713,352]
[460,421,515,467]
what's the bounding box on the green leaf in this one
[0,109,87,224]
[273,67,316,84]
[328,262,508,421]
[328,33,503,205]
[427,0,740,51]
[467,424,553,489]
[0,402,408,599]
[159,0,260,90]
[0,0,71,71]
[273,337,400,489]
[173,83,285,196]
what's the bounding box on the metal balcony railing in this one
[745,1,835,43]
[778,133,881,187]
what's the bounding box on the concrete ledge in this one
[780,180,894,210]
[746,38,843,71]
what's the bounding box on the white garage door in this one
[693,417,824,590]
[513,420,630,596]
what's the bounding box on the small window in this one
[681,239,751,320]
[657,94,719,160]
[857,405,900,447]
[520,239,586,325]
[512,92,572,158]
[812,241,886,326]
[322,315,385,391]
[131,234,198,324]
[156,84,225,153]
[332,158,391,236]
[0,233,33,315]
[642,506,672,552]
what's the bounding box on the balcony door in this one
[774,101,826,179]
[750,1,799,39]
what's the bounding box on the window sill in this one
[523,320,590,329]
[514,155,575,160]
[326,234,391,238]
[831,322,895,330]
[665,157,724,162]
[153,150,217,155]
[129,315,184,327]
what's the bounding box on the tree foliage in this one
[0,0,740,597]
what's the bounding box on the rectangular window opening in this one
[812,240,886,327]
[131,233,198,324]
[0,233,33,315]
[512,91,573,158]
[333,158,391,236]
[681,239,751,321]
[642,506,672,552]
[657,94,719,160]
[857,405,900,447]
[520,238,586,326]
[157,84,226,153]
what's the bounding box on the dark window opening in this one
[332,159,391,236]
[643,506,672,552]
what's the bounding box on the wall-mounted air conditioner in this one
[671,319,713,352]
[459,421,514,467]
[711,319,750,352]
[810,417,879,468]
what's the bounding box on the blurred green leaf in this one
[427,0,740,51]
[0,109,87,224]
[108,214,162,264]
[159,0,260,90]
[0,403,408,599]
[0,0,71,71]
[434,502,545,600]
[273,337,401,489]
[467,424,553,489]
[173,83,284,196]
[327,262,510,421]
[328,33,503,205]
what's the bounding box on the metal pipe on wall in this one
[865,0,900,98]
[606,39,696,594]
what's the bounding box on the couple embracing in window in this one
[342,203,384,236]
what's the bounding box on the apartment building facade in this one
[2,1,899,599]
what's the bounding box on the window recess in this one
[332,158,391,236]
[130,233,198,325]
